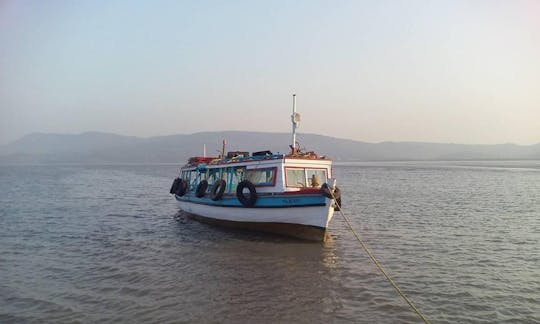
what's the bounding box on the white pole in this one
[203,144,206,157]
[291,94,297,153]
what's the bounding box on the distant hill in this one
[0,131,539,164]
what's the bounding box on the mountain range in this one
[1,131,539,164]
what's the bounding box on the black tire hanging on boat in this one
[170,177,181,194]
[321,183,341,204]
[175,179,188,196]
[333,186,341,201]
[320,183,332,198]
[334,196,342,211]
[236,180,257,207]
[195,180,208,198]
[321,183,341,200]
[210,179,226,201]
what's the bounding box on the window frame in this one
[284,167,307,188]
[284,167,328,188]
[246,167,277,187]
[305,168,327,188]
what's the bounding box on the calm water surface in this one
[0,162,539,323]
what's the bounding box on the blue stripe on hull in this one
[175,193,326,208]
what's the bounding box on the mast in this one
[291,94,300,154]
[221,139,226,158]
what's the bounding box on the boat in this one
[169,95,341,241]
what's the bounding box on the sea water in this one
[0,162,539,323]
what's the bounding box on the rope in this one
[330,190,432,324]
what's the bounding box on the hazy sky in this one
[1,0,539,145]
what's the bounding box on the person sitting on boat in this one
[311,174,320,187]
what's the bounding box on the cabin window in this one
[247,167,276,187]
[207,169,220,186]
[222,167,234,192]
[189,170,198,190]
[286,168,306,187]
[306,169,327,188]
[229,167,246,191]
[285,168,328,188]
[181,170,195,182]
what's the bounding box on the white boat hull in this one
[177,199,336,241]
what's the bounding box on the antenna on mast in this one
[290,94,300,154]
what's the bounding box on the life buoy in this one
[196,180,208,198]
[210,179,226,201]
[321,183,341,200]
[236,180,257,207]
[175,179,188,196]
[170,177,181,194]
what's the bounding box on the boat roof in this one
[183,150,331,168]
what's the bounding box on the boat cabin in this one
[179,151,332,196]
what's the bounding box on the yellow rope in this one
[330,191,432,324]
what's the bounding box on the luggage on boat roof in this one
[188,156,216,165]
[226,151,250,158]
[252,150,272,156]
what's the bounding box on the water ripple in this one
[1,163,539,323]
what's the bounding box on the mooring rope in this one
[330,190,432,324]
